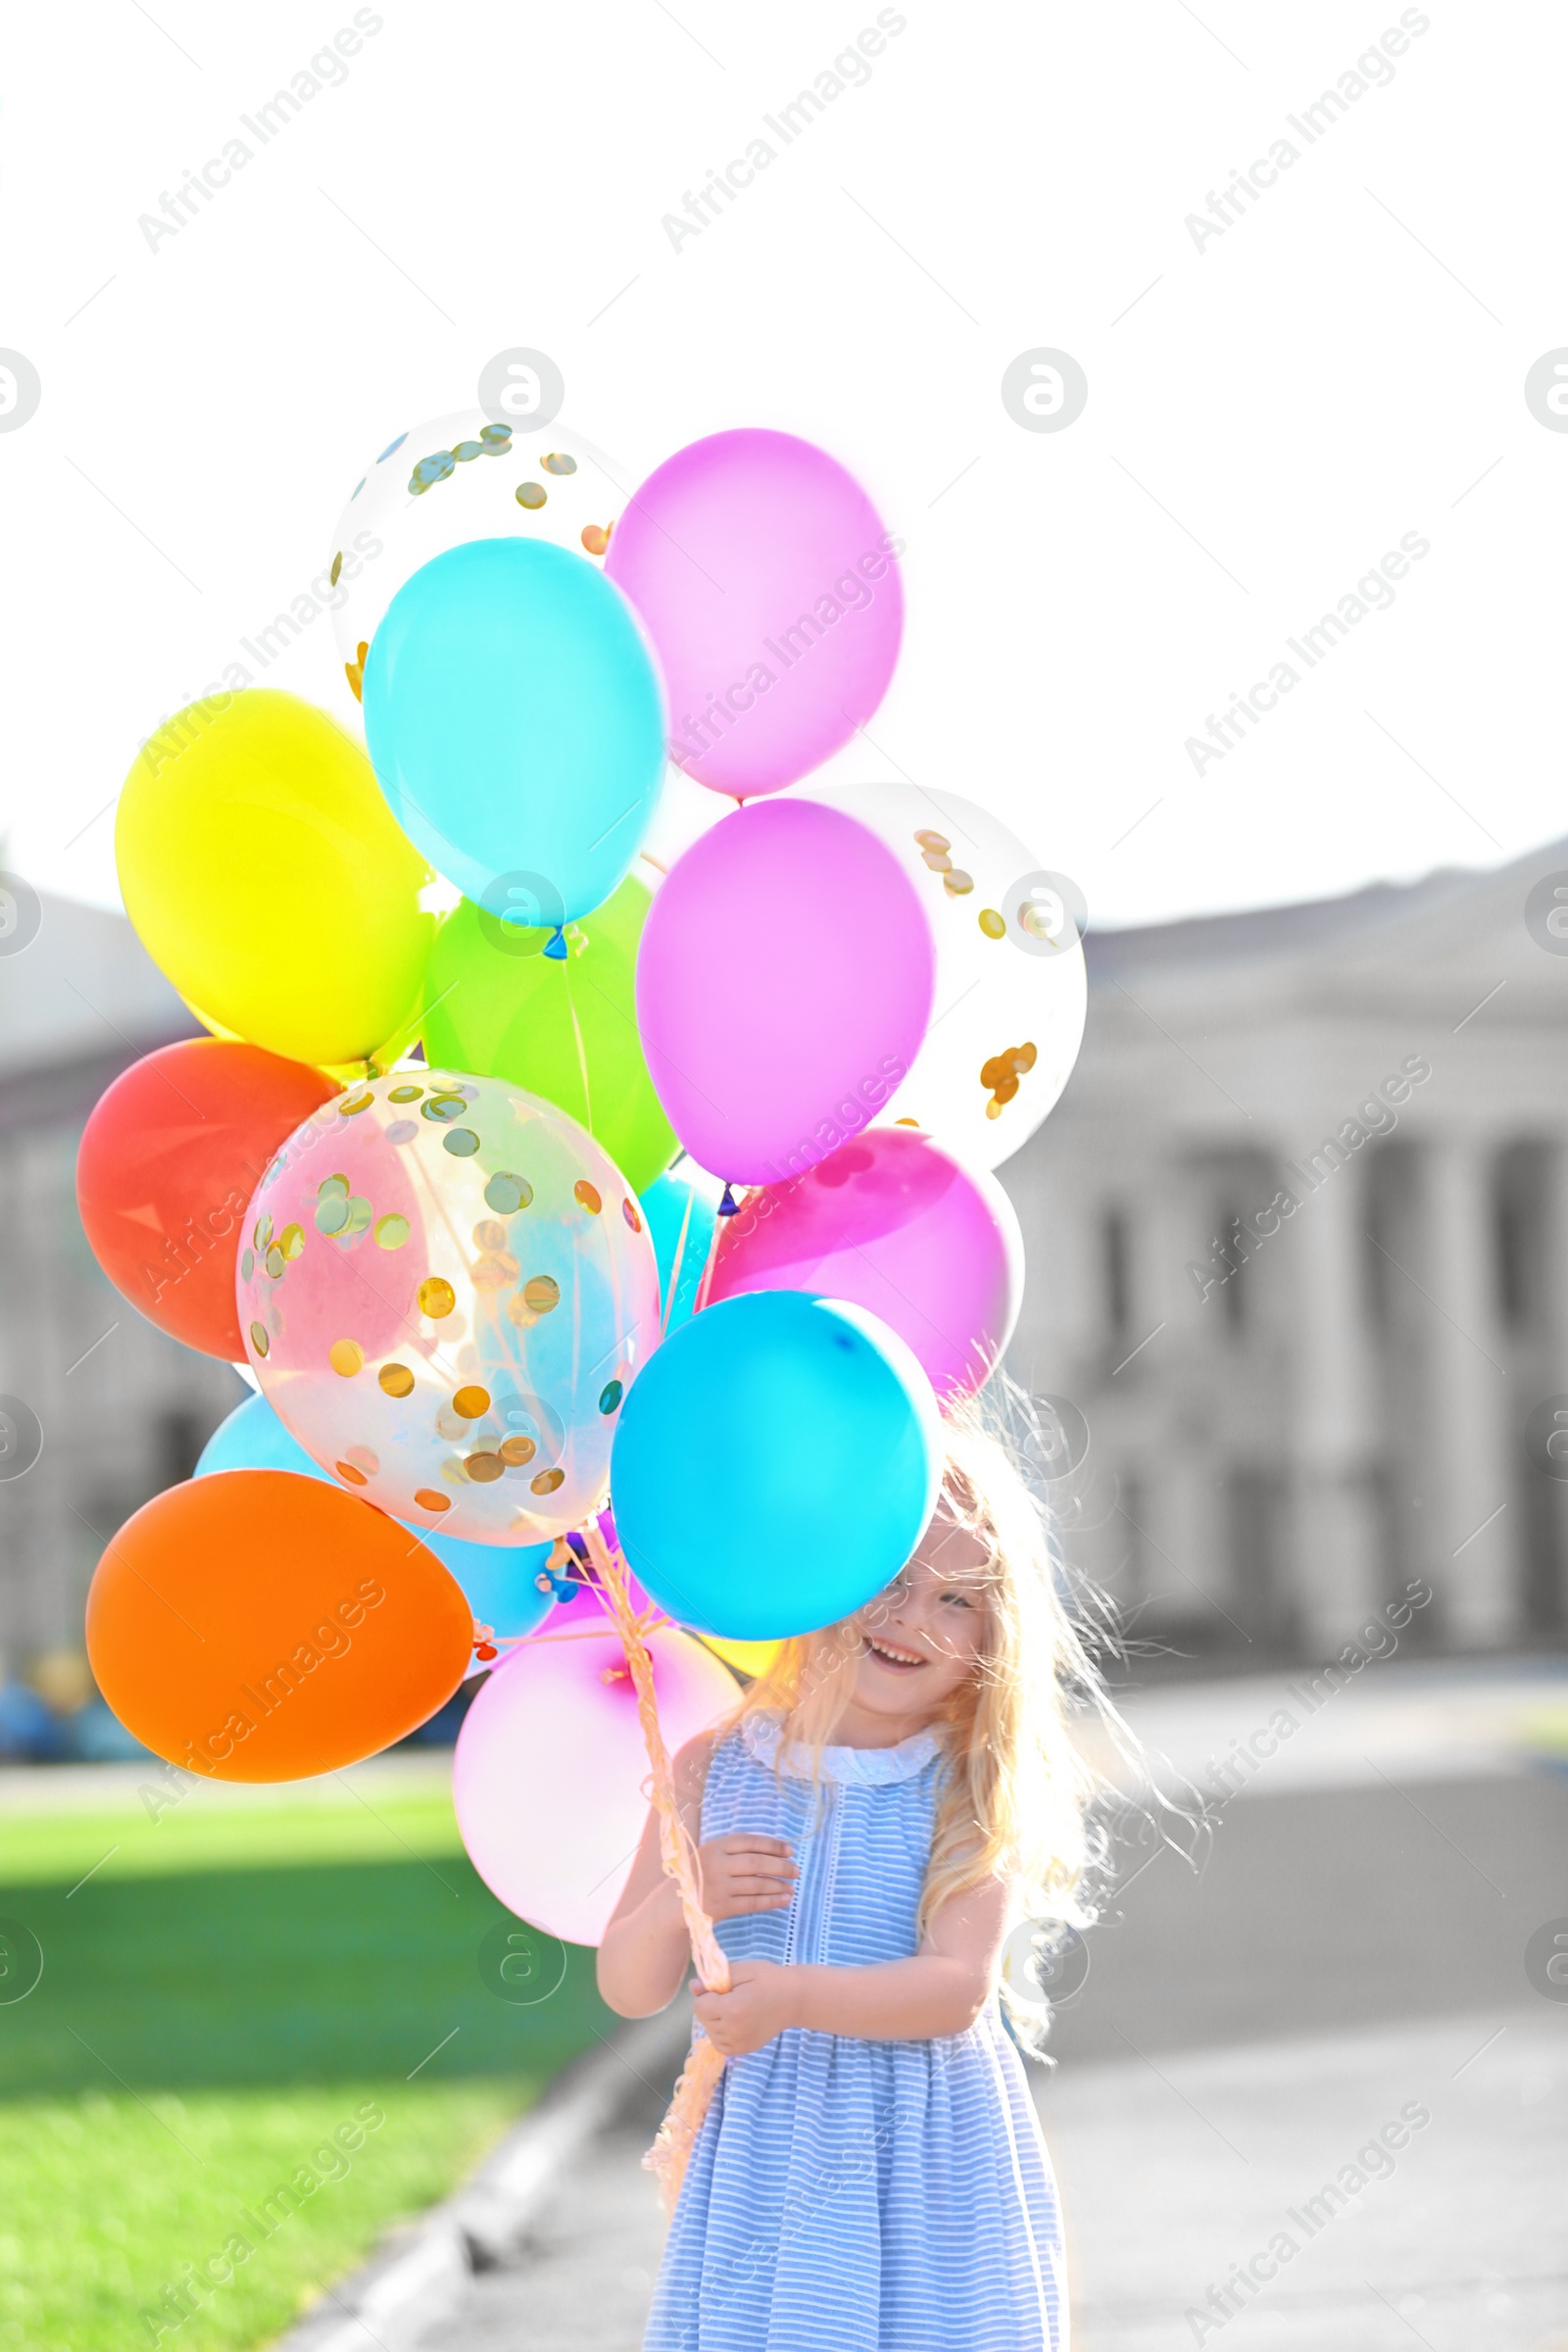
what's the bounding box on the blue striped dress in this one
[644,1715,1068,2351]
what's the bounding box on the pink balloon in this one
[707,1129,1024,1400]
[605,428,904,799]
[453,1622,737,1945]
[636,800,934,1187]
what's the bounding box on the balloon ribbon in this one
[577,1519,730,2214]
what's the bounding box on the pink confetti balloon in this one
[635,800,934,1187]
[706,1128,1024,1400]
[453,1623,738,1944]
[605,428,904,798]
[236,1072,661,1544]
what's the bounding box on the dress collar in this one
[740,1712,942,1786]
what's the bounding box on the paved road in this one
[416,1666,1568,2350]
[1043,2009,1568,2352]
[420,2060,676,2351]
[1048,1769,1568,2064]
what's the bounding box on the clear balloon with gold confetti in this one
[236,1072,661,1543]
[326,410,624,709]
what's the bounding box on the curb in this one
[271,2002,691,2352]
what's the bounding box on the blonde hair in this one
[734,1383,1125,2052]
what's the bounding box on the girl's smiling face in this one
[840,1507,993,1740]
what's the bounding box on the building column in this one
[1525,1143,1568,1629]
[1287,1155,1384,1651]
[1135,1158,1232,1636]
[1415,1138,1516,1646]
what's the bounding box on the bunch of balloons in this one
[77,409,1085,1942]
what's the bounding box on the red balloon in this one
[76,1039,338,1359]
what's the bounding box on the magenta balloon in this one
[706,1129,1024,1400]
[636,801,934,1187]
[452,1623,736,1946]
[605,428,904,799]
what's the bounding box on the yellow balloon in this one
[183,998,419,1090]
[117,689,433,1066]
[699,1634,784,1680]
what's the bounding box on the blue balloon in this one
[197,1395,555,1640]
[363,538,666,925]
[611,1291,941,1641]
[415,1525,555,1641]
[640,1167,719,1335]
[197,1390,323,1480]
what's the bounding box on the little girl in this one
[598,1406,1106,2352]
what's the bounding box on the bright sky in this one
[3,0,1562,933]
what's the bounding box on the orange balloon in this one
[85,1472,474,1782]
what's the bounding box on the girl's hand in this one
[692,1960,801,2056]
[696,1834,797,1922]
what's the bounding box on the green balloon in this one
[417,875,677,1191]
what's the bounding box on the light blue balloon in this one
[610,1290,941,1641]
[196,1395,555,1640]
[640,1168,718,1335]
[413,1526,556,1641]
[362,538,666,926]
[197,1391,323,1481]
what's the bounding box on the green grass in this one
[1523,1705,1568,1756]
[0,1788,466,1887]
[0,1770,616,2350]
[3,2082,524,2350]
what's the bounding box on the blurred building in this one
[7,847,1568,1682]
[1004,841,1568,1661]
[0,892,240,1670]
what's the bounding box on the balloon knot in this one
[543,925,568,961]
[717,1184,740,1217]
[544,1535,585,1601]
[474,1642,498,1662]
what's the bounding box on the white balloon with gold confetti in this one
[798,783,1087,1172]
[326,409,625,708]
